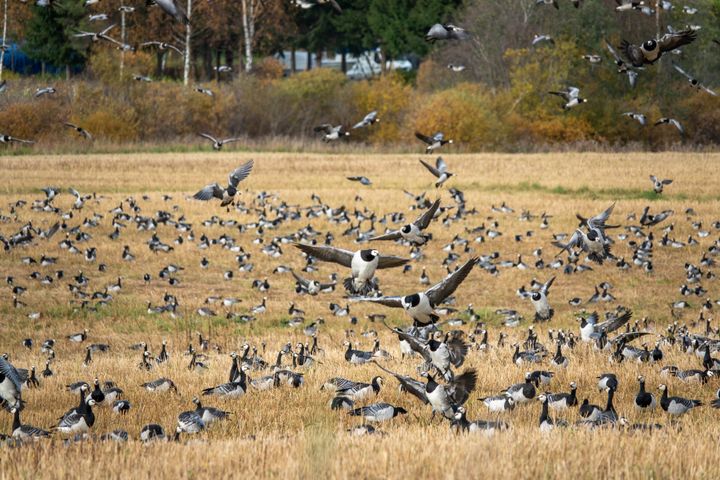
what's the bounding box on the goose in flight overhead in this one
[351,257,477,325]
[193,160,254,207]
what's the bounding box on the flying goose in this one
[548,86,587,110]
[529,276,555,321]
[293,243,409,295]
[150,0,190,24]
[63,122,93,140]
[658,384,702,416]
[346,176,372,186]
[422,369,477,419]
[0,134,34,145]
[649,175,672,194]
[348,403,407,422]
[199,133,242,151]
[536,0,559,9]
[419,157,453,187]
[532,34,555,46]
[0,356,24,409]
[447,64,466,72]
[314,124,348,142]
[73,24,116,42]
[139,41,184,55]
[415,132,453,154]
[30,73,59,91]
[425,24,469,42]
[654,117,684,135]
[291,269,336,295]
[622,112,647,126]
[672,63,717,96]
[352,111,379,129]
[620,30,696,67]
[292,0,342,13]
[369,198,440,245]
[193,160,254,207]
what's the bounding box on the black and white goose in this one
[451,406,508,436]
[369,199,440,245]
[620,30,696,67]
[0,134,34,145]
[67,329,88,342]
[425,24,469,42]
[419,157,454,187]
[293,243,409,295]
[529,276,555,321]
[140,424,166,443]
[199,133,242,151]
[11,406,51,440]
[202,365,248,397]
[352,257,477,325]
[654,117,684,135]
[579,398,602,421]
[335,376,383,401]
[141,377,178,393]
[550,342,568,368]
[421,369,477,419]
[548,86,587,110]
[112,400,130,415]
[343,342,374,365]
[193,160,254,207]
[504,373,537,404]
[658,384,702,416]
[672,63,717,96]
[415,132,453,154]
[291,269,336,296]
[547,382,578,410]
[56,398,95,435]
[192,397,230,425]
[177,410,205,434]
[479,394,515,413]
[634,375,656,412]
[348,403,407,423]
[313,124,349,142]
[0,356,23,409]
[538,394,560,432]
[152,0,190,24]
[63,122,93,140]
[352,111,379,129]
[650,175,673,194]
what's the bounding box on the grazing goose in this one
[141,378,178,393]
[202,366,248,396]
[597,373,619,392]
[192,397,230,425]
[579,398,602,422]
[547,382,578,410]
[293,243,409,295]
[504,373,537,404]
[67,329,88,342]
[177,410,205,433]
[313,124,348,142]
[11,407,51,440]
[193,160,254,207]
[634,376,656,412]
[140,424,166,443]
[658,384,702,416]
[479,394,515,413]
[425,24,469,42]
[100,429,129,442]
[415,132,453,154]
[451,406,508,436]
[112,400,130,415]
[618,417,663,432]
[538,394,561,432]
[348,403,407,423]
[620,30,696,67]
[56,399,96,435]
[352,111,379,129]
[199,133,242,151]
[369,199,440,245]
[343,342,374,365]
[352,257,476,325]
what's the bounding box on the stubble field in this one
[1,151,720,479]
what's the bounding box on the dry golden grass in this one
[1,152,720,479]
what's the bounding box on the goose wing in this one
[293,243,354,267]
[425,257,477,305]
